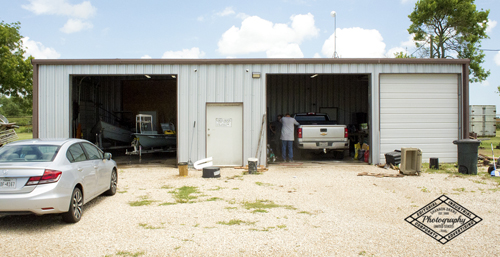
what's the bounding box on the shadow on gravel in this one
[0,195,107,231]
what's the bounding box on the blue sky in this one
[2,0,499,109]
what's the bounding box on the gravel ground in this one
[1,162,499,256]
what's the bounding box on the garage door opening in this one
[266,74,370,162]
[70,75,178,163]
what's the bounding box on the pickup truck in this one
[293,113,349,157]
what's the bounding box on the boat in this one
[126,114,176,156]
[95,120,133,143]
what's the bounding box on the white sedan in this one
[0,138,117,223]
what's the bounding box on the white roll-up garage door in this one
[380,74,459,163]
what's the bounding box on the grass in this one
[255,182,274,187]
[208,186,226,191]
[115,251,145,257]
[206,197,223,202]
[217,219,256,226]
[478,130,500,156]
[243,199,296,213]
[139,223,164,229]
[250,225,287,232]
[14,132,33,141]
[128,195,155,206]
[159,202,177,206]
[422,161,500,188]
[169,186,200,203]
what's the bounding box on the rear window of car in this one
[294,115,328,122]
[0,145,59,162]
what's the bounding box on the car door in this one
[67,143,97,200]
[81,143,109,193]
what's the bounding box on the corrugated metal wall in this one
[37,62,463,165]
[267,74,369,125]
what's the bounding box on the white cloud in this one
[22,37,60,59]
[486,19,497,33]
[236,13,250,20]
[313,53,322,58]
[385,34,417,57]
[23,0,96,33]
[141,55,152,59]
[197,16,204,22]
[162,47,205,58]
[22,0,96,19]
[217,13,319,57]
[217,7,235,17]
[495,51,500,66]
[322,27,386,58]
[60,19,93,34]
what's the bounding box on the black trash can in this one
[453,139,481,175]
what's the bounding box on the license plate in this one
[319,142,328,147]
[0,178,16,188]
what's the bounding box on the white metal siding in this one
[380,74,459,163]
[37,62,463,165]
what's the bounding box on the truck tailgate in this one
[301,125,346,141]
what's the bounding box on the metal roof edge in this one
[31,58,470,66]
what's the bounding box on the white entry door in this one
[206,103,243,166]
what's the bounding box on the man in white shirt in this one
[280,113,299,162]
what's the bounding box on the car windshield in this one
[0,145,60,162]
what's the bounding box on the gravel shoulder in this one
[1,163,499,256]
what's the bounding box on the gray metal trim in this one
[32,58,470,66]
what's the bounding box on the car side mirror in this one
[104,152,112,160]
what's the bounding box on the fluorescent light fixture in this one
[252,72,261,78]
[144,75,151,79]
[310,74,318,78]
[171,75,176,78]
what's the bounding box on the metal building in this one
[32,58,470,165]
[469,105,496,137]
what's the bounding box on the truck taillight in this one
[298,128,302,138]
[345,128,348,138]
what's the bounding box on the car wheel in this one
[104,169,117,196]
[62,187,83,223]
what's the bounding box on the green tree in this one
[394,51,415,58]
[0,95,22,117]
[0,21,33,115]
[408,0,490,83]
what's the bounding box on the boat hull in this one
[97,121,132,143]
[133,133,176,148]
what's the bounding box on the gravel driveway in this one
[1,162,499,256]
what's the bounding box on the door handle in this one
[77,168,83,172]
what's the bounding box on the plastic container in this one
[430,158,439,169]
[385,151,401,166]
[248,158,258,174]
[178,162,188,177]
[202,166,220,178]
[358,149,365,161]
[453,139,481,175]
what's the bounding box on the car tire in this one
[104,169,117,196]
[62,187,83,223]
